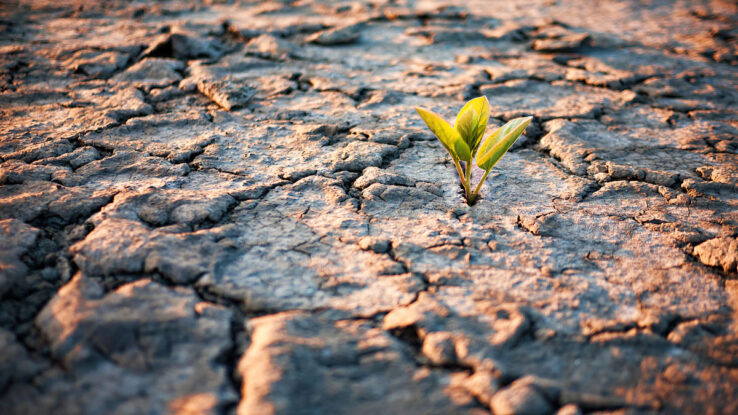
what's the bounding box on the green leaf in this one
[453,138,471,162]
[455,106,477,146]
[416,107,462,160]
[454,96,489,152]
[476,116,533,171]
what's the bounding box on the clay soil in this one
[1,1,737,414]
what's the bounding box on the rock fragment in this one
[70,218,151,275]
[0,159,70,184]
[113,58,184,89]
[327,141,397,172]
[197,78,255,111]
[357,236,391,253]
[71,217,226,284]
[353,166,415,190]
[306,24,362,45]
[66,50,131,77]
[461,370,501,406]
[35,146,101,169]
[29,275,236,414]
[693,237,738,273]
[422,331,458,364]
[533,33,590,52]
[58,150,190,188]
[0,181,114,223]
[238,312,479,414]
[1,139,75,163]
[142,29,221,60]
[245,34,297,60]
[490,380,553,415]
[605,161,681,187]
[102,87,153,122]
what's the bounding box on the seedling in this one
[416,96,532,204]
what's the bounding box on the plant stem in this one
[470,169,491,202]
[464,160,472,202]
[453,159,470,198]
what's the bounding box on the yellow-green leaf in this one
[455,106,477,146]
[476,116,533,171]
[454,96,489,151]
[453,138,471,162]
[416,107,462,160]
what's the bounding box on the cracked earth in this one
[1,0,737,414]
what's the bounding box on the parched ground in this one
[1,0,737,414]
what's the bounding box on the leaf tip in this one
[517,116,533,131]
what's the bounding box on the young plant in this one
[416,96,532,204]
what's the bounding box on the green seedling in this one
[416,96,532,204]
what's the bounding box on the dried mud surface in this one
[1,0,737,414]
